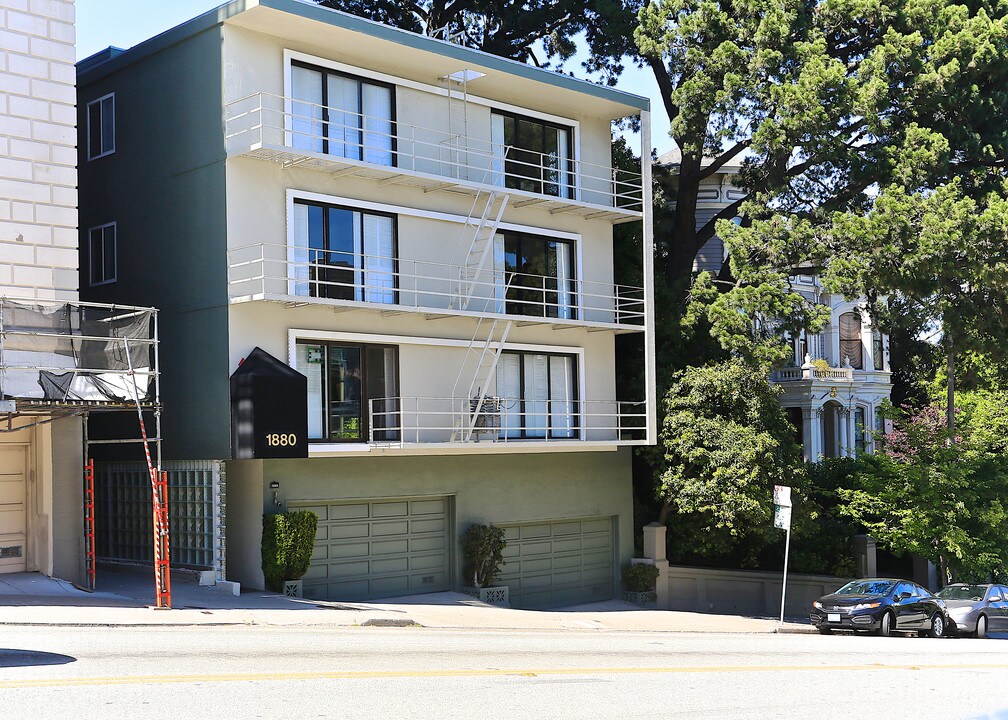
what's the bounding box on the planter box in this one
[463,585,510,607]
[283,580,303,598]
[622,590,657,608]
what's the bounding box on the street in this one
[2,625,1007,719]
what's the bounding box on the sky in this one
[74,0,675,155]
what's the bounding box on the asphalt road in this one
[1,625,1007,719]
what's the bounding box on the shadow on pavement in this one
[0,649,76,668]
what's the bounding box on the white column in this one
[812,407,824,461]
[640,109,657,445]
[848,407,858,457]
[801,407,815,463]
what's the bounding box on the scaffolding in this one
[0,297,170,607]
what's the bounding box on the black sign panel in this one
[230,347,308,459]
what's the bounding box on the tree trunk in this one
[946,344,955,434]
[658,498,673,525]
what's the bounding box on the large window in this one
[295,340,399,442]
[491,111,573,198]
[290,62,395,166]
[839,312,863,369]
[88,223,117,286]
[497,351,578,439]
[289,200,396,304]
[854,407,866,455]
[500,230,575,319]
[87,94,115,160]
[872,328,885,371]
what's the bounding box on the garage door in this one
[0,446,27,574]
[498,517,614,609]
[292,496,451,601]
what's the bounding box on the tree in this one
[838,403,1008,582]
[315,0,630,72]
[657,359,804,527]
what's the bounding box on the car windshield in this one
[836,580,896,596]
[936,585,989,601]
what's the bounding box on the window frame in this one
[492,108,575,198]
[838,311,864,370]
[88,222,117,287]
[86,93,115,161]
[296,339,401,444]
[292,198,400,304]
[498,349,580,440]
[290,60,397,166]
[499,229,577,320]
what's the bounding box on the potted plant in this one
[262,510,318,598]
[622,562,660,607]
[461,523,509,606]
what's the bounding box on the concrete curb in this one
[775,625,818,634]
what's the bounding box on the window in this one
[294,340,399,442]
[88,223,116,286]
[289,200,396,303]
[87,94,115,160]
[497,351,578,439]
[290,62,395,166]
[839,312,863,369]
[872,328,885,370]
[499,230,575,319]
[491,110,573,198]
[854,407,866,455]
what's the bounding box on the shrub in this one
[622,562,660,592]
[262,511,318,592]
[461,524,506,588]
[812,358,831,372]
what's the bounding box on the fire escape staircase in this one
[451,316,513,443]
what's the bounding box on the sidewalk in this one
[0,568,815,634]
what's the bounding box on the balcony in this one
[224,93,643,224]
[772,366,854,383]
[227,243,645,331]
[0,298,159,414]
[357,396,647,449]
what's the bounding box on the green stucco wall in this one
[77,27,231,461]
[225,449,633,592]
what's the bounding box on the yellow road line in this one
[3,663,1008,689]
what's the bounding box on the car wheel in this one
[818,627,833,635]
[976,615,988,639]
[929,613,946,638]
[878,610,894,637]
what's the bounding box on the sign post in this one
[773,485,793,623]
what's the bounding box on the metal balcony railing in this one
[224,92,643,215]
[363,396,647,446]
[227,243,646,327]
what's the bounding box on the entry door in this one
[0,446,27,573]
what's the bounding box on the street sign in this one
[773,504,792,530]
[773,485,792,507]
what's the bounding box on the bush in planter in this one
[461,523,506,588]
[622,562,660,592]
[262,510,318,592]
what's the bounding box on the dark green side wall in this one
[77,28,231,461]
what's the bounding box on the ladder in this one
[457,190,509,311]
[451,316,513,442]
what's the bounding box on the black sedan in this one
[810,578,950,637]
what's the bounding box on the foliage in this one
[261,511,319,592]
[836,404,1008,582]
[461,524,506,588]
[314,0,630,75]
[658,359,805,530]
[622,562,661,591]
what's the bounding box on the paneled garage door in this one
[291,496,451,601]
[0,446,27,574]
[498,517,615,609]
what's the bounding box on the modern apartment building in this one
[661,149,892,460]
[77,0,655,608]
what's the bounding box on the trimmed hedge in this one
[622,562,660,592]
[262,511,318,592]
